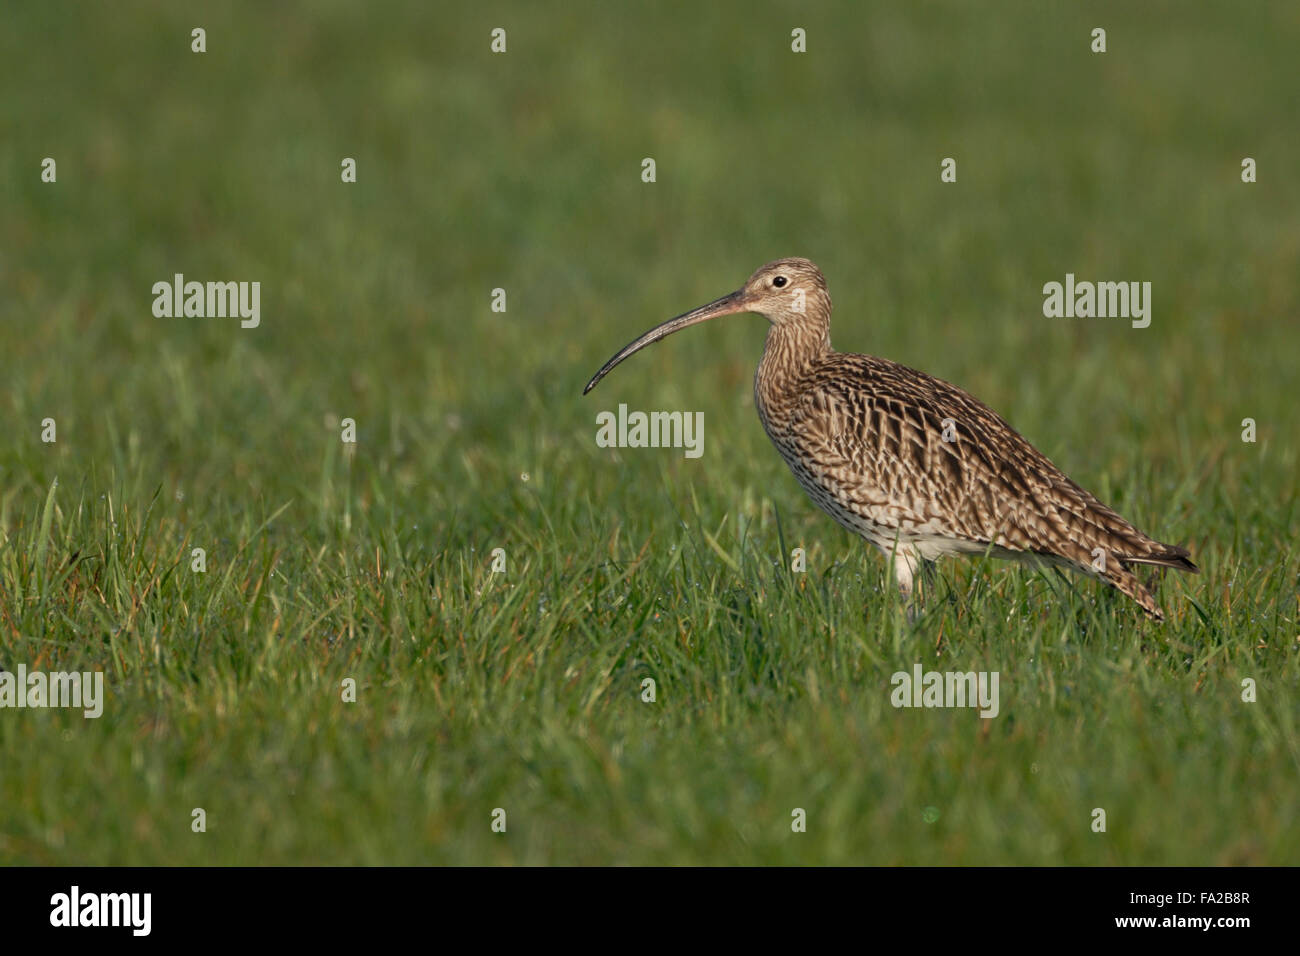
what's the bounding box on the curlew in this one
[584,258,1197,620]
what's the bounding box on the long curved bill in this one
[583,289,750,395]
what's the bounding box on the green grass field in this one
[1,1,1297,865]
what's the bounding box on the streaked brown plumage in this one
[584,257,1197,620]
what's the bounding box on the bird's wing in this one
[780,355,1157,565]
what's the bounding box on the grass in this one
[0,0,1296,865]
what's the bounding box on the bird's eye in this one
[773,276,788,288]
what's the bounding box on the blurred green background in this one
[0,1,1296,864]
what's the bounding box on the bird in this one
[583,257,1197,621]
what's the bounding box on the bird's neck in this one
[755,320,831,417]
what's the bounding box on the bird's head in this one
[735,257,831,325]
[583,257,831,394]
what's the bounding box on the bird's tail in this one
[1119,542,1199,574]
[1105,539,1198,621]
[1101,564,1166,621]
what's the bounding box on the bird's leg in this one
[921,558,960,613]
[890,545,923,622]
[919,557,943,604]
